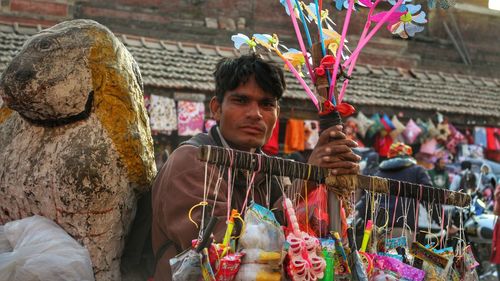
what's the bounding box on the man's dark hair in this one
[213,54,286,102]
[461,160,472,170]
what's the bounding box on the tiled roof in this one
[1,23,499,119]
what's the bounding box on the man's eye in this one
[262,101,276,108]
[234,98,247,104]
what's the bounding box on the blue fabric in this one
[474,127,487,147]
[357,159,432,230]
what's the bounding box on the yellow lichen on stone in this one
[87,28,155,188]
[0,107,13,124]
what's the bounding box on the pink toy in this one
[284,198,326,281]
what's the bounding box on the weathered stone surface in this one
[0,19,156,281]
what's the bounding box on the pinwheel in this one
[390,4,428,38]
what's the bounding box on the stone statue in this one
[0,19,156,280]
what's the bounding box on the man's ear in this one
[209,96,221,121]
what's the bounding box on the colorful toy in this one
[284,198,326,281]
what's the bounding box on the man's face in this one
[437,159,446,169]
[210,75,279,152]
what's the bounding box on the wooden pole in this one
[198,145,471,207]
[311,41,344,235]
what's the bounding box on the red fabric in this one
[374,134,394,157]
[318,100,356,117]
[486,127,500,151]
[491,220,500,264]
[492,184,500,264]
[262,120,279,155]
[380,117,392,132]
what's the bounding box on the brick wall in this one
[0,0,499,78]
[0,0,72,25]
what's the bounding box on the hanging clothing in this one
[366,113,385,139]
[262,120,280,155]
[374,133,394,157]
[149,95,177,134]
[486,127,500,151]
[390,115,406,140]
[403,119,422,145]
[284,119,305,154]
[491,184,500,264]
[177,100,205,136]
[304,120,320,150]
[474,127,487,147]
[420,138,437,155]
[356,111,375,138]
[204,119,217,133]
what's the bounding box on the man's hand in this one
[308,125,361,175]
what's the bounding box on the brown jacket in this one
[151,127,282,281]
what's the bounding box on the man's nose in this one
[246,102,263,119]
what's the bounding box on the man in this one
[357,142,432,245]
[428,158,450,189]
[151,54,360,280]
[450,160,477,192]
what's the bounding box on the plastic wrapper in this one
[0,226,12,253]
[170,249,203,281]
[372,255,425,281]
[295,184,329,237]
[234,263,281,281]
[236,203,285,281]
[347,228,368,281]
[0,215,94,281]
[215,253,244,281]
[238,203,284,254]
[172,216,219,281]
[369,269,398,281]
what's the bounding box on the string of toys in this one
[169,144,477,280]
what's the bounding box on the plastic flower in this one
[322,28,351,59]
[370,8,406,31]
[280,0,299,17]
[253,33,280,51]
[303,2,336,29]
[231,33,256,51]
[334,0,362,11]
[390,4,427,38]
[283,48,306,76]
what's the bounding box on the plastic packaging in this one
[0,215,94,281]
[170,249,202,281]
[235,203,285,281]
[295,184,329,237]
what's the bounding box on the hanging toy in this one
[235,203,284,281]
[360,220,373,252]
[284,198,326,281]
